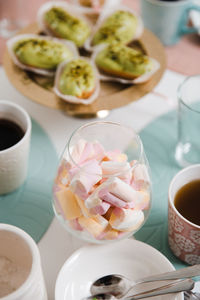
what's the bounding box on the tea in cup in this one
[168,164,200,265]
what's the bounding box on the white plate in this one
[55,239,183,300]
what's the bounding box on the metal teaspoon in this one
[85,278,195,300]
[90,264,200,298]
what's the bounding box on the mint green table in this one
[135,110,187,269]
[0,119,58,242]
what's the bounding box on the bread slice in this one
[58,58,96,99]
[95,44,153,80]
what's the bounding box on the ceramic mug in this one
[0,100,31,195]
[141,0,200,45]
[0,223,47,299]
[168,164,200,265]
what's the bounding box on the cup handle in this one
[181,5,200,34]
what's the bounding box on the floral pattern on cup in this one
[168,164,200,265]
[168,187,200,265]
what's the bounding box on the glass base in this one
[175,142,200,168]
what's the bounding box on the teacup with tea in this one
[0,100,31,195]
[168,164,200,265]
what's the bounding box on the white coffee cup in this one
[0,223,47,299]
[0,100,31,195]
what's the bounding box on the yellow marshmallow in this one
[75,194,93,217]
[56,188,82,220]
[78,216,106,237]
[104,228,119,240]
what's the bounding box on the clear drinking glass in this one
[175,75,200,168]
[52,121,152,244]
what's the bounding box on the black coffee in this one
[0,119,24,151]
[174,179,200,226]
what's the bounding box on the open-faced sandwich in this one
[85,6,143,50]
[54,57,100,104]
[7,34,78,76]
[37,1,91,47]
[93,43,160,84]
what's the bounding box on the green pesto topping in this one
[44,7,91,47]
[95,44,153,78]
[13,38,74,69]
[92,10,138,46]
[58,59,95,98]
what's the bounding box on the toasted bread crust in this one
[78,88,95,99]
[98,65,139,80]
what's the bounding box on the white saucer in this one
[55,239,183,300]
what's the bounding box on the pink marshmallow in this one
[79,141,95,163]
[93,141,105,161]
[69,218,83,231]
[77,140,105,164]
[65,139,86,169]
[101,161,132,182]
[132,164,151,190]
[89,201,110,215]
[105,150,127,162]
[98,188,127,208]
[65,139,104,170]
[70,159,102,198]
[108,177,143,203]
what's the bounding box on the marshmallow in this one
[79,141,95,163]
[134,190,151,210]
[69,218,83,231]
[84,178,111,209]
[85,193,102,209]
[65,139,86,170]
[109,207,144,231]
[78,216,107,237]
[103,207,114,220]
[55,188,82,220]
[105,230,119,240]
[105,150,128,162]
[132,164,151,190]
[104,228,119,240]
[92,141,105,161]
[93,215,109,228]
[67,139,105,168]
[56,161,70,188]
[101,161,132,182]
[99,188,127,208]
[89,201,110,215]
[75,194,92,217]
[108,177,143,203]
[70,159,102,198]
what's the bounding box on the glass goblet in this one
[53,121,152,244]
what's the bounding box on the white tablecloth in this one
[0,66,186,299]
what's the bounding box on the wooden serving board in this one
[3,23,166,117]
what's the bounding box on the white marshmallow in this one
[132,164,151,189]
[101,161,132,182]
[108,177,143,203]
[110,208,144,231]
[70,159,102,197]
[85,177,115,209]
